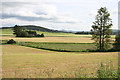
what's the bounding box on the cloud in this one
[112,8,118,15]
[88,10,97,16]
[1,2,79,24]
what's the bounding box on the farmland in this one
[1,28,118,78]
[19,42,97,52]
[2,45,118,78]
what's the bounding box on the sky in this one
[0,0,119,31]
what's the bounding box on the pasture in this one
[2,45,118,78]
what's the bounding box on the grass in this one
[96,62,119,78]
[18,42,97,52]
[1,29,13,35]
[2,45,118,78]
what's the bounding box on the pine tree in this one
[91,7,113,51]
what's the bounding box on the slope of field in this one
[2,45,118,78]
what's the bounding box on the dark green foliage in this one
[20,31,29,37]
[36,33,44,37]
[75,31,90,35]
[41,33,44,37]
[36,34,41,37]
[7,39,16,44]
[27,30,37,37]
[13,25,45,37]
[113,33,120,50]
[91,7,113,51]
[13,25,23,37]
[13,25,29,37]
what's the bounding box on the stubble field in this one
[2,45,118,78]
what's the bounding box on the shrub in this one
[41,33,44,37]
[7,39,16,44]
[36,33,44,37]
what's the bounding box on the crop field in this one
[1,28,118,78]
[2,45,118,78]
[2,36,95,43]
[20,42,97,52]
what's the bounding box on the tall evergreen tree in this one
[91,7,113,50]
[13,25,23,37]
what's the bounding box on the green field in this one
[2,45,118,78]
[19,42,97,52]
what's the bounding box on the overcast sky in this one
[0,0,119,31]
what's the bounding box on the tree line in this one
[13,25,44,37]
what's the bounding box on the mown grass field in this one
[2,45,118,78]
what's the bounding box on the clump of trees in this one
[113,33,120,50]
[91,7,113,51]
[7,39,16,44]
[13,25,44,37]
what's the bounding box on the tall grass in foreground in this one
[96,62,119,78]
[74,62,119,78]
[5,62,118,78]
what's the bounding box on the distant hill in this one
[1,25,120,35]
[1,25,66,33]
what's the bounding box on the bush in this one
[7,39,16,44]
[36,33,44,37]
[41,33,44,37]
